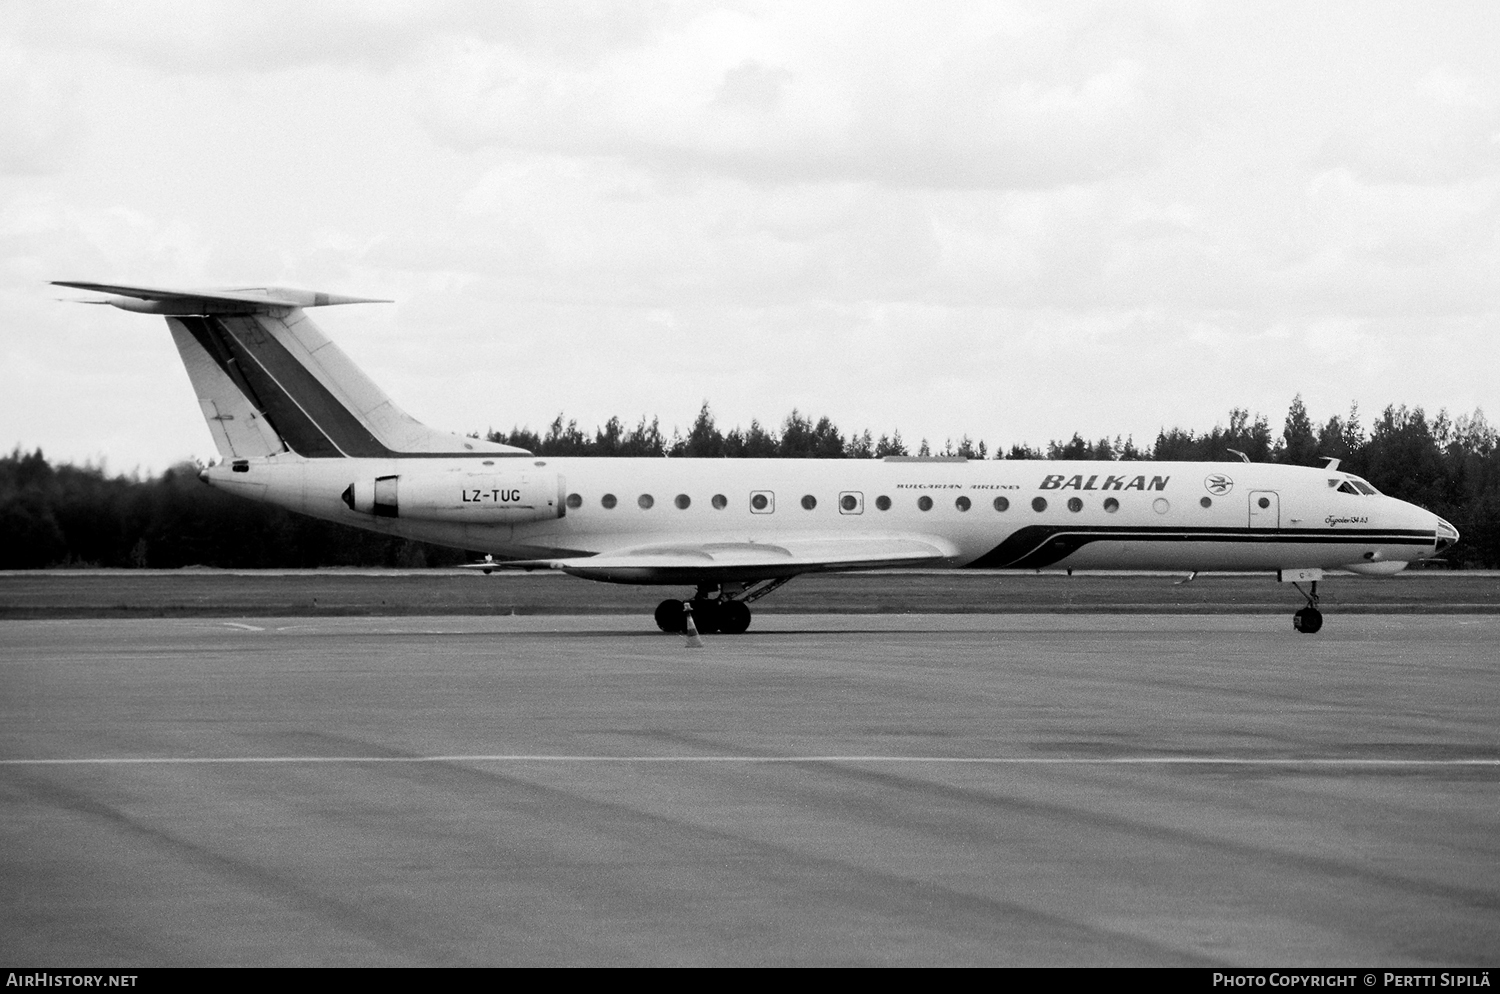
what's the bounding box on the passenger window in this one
[601,493,617,509]
[674,494,690,509]
[917,496,933,511]
[801,495,817,510]
[1200,496,1212,508]
[955,496,971,512]
[711,494,728,509]
[993,496,1009,512]
[1032,497,1047,512]
[1103,497,1119,513]
[1067,497,1082,513]
[1154,498,1170,514]
[839,492,863,514]
[750,491,774,513]
[638,494,654,509]
[566,493,582,509]
[875,495,891,511]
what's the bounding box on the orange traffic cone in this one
[683,604,705,648]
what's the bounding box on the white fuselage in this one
[204,454,1448,580]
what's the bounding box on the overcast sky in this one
[3,1,1498,472]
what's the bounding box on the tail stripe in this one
[216,316,392,457]
[178,316,363,458]
[177,313,524,459]
[176,318,284,446]
[61,279,531,459]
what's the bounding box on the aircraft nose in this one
[1434,516,1460,555]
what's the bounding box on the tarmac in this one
[2,613,1497,966]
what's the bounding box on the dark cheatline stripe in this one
[967,525,1434,569]
[177,317,278,436]
[215,316,393,458]
[176,317,309,455]
[181,316,347,458]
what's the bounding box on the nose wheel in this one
[1292,606,1323,633]
[1291,581,1323,634]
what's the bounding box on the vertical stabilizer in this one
[54,282,531,459]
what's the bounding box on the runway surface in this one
[7,568,1500,617]
[2,614,1497,966]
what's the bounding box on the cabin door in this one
[1248,490,1280,529]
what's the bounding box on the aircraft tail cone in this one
[683,608,706,648]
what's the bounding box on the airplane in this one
[55,280,1460,636]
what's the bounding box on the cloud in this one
[9,1,422,74]
[1319,66,1500,185]
[0,41,77,174]
[8,0,669,77]
[1,194,213,288]
[5,1,1499,471]
[451,156,940,307]
[414,2,1194,190]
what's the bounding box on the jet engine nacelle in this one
[341,471,564,523]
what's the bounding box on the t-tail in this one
[53,281,528,460]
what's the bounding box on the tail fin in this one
[55,282,530,459]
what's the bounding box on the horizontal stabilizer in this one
[53,281,389,315]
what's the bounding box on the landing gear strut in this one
[653,578,791,635]
[1291,581,1323,634]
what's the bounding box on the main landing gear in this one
[1291,580,1323,634]
[655,597,751,635]
[654,579,791,636]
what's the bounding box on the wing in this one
[461,536,956,584]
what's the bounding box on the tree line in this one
[3,396,1496,568]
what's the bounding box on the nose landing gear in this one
[1291,581,1323,634]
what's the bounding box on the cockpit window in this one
[1333,477,1380,496]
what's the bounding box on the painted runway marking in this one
[220,622,264,631]
[2,755,1498,767]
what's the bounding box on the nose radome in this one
[1435,517,1460,554]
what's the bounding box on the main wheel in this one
[1292,607,1323,634]
[655,599,686,633]
[718,600,752,635]
[688,599,721,634]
